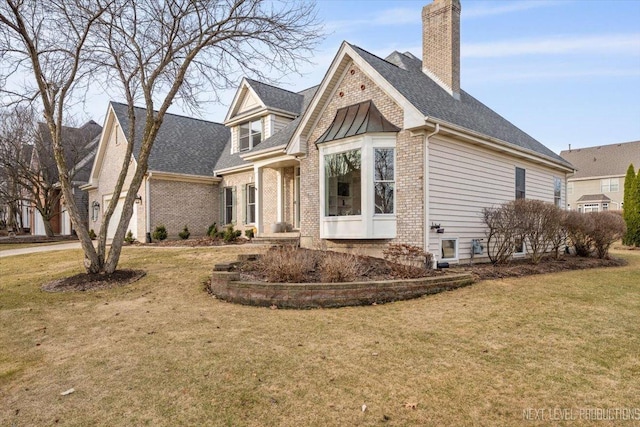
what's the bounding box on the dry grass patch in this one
[1,247,639,426]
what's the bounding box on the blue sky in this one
[81,0,640,154]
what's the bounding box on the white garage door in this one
[106,197,137,240]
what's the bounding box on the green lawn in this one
[1,246,638,426]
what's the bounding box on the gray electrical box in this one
[472,239,484,254]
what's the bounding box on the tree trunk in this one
[42,217,55,237]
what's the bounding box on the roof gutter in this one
[423,117,575,173]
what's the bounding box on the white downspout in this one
[145,172,152,242]
[424,123,440,260]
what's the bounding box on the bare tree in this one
[0,106,98,236]
[0,106,34,233]
[1,0,322,274]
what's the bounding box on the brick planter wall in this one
[210,271,474,309]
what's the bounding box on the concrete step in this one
[252,235,299,247]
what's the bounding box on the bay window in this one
[319,134,396,239]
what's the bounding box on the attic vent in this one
[315,100,400,145]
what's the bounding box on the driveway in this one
[0,242,83,258]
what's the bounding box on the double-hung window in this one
[239,120,262,152]
[224,187,235,224]
[554,177,562,208]
[246,184,256,224]
[515,167,526,199]
[374,148,395,214]
[600,178,619,193]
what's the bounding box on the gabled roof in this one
[110,102,229,176]
[560,140,640,179]
[245,79,304,115]
[214,85,318,172]
[35,120,102,183]
[351,45,570,167]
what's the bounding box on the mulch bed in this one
[42,269,146,293]
[238,249,627,284]
[455,256,627,281]
[132,237,247,247]
[238,248,443,283]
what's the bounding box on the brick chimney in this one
[422,0,461,99]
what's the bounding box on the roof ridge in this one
[350,43,402,70]
[560,140,640,153]
[245,78,302,97]
[109,101,226,126]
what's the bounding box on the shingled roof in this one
[36,120,102,183]
[350,45,571,167]
[560,140,640,179]
[111,102,229,176]
[214,85,318,171]
[245,79,304,115]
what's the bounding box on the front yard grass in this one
[1,247,638,426]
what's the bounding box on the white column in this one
[276,168,283,223]
[254,165,263,235]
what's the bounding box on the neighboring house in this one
[83,103,229,240]
[86,0,574,262]
[560,140,640,212]
[30,121,102,235]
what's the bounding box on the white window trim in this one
[513,237,526,257]
[239,119,262,152]
[246,184,256,225]
[553,177,562,208]
[600,178,620,193]
[318,134,397,239]
[224,187,235,225]
[440,237,458,261]
[582,203,599,213]
[373,147,396,216]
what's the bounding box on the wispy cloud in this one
[463,0,563,19]
[325,7,419,33]
[463,34,640,58]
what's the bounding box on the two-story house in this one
[84,0,574,262]
[560,140,640,212]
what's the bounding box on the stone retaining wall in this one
[210,271,474,309]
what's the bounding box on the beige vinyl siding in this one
[428,135,565,262]
[567,177,624,210]
[273,115,292,134]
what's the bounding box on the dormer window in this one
[239,119,262,152]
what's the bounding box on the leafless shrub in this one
[564,211,595,257]
[515,199,564,264]
[483,204,519,264]
[383,243,432,278]
[320,252,369,283]
[591,211,626,259]
[253,247,318,283]
[547,210,568,260]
